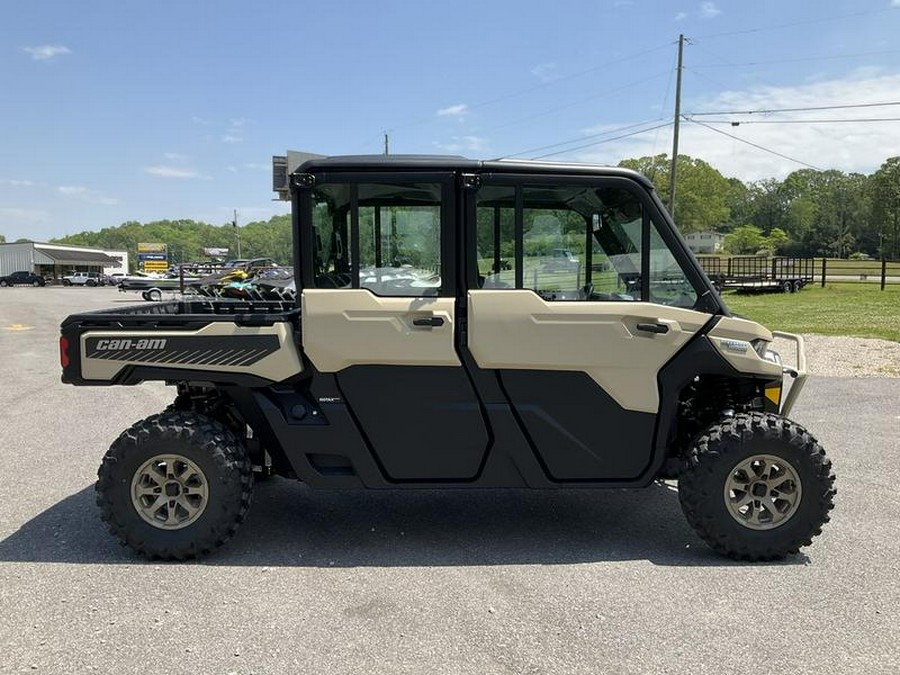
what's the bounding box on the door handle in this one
[636,322,669,334]
[412,316,445,327]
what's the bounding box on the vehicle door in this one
[299,173,490,481]
[465,174,716,481]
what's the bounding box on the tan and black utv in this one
[60,156,835,560]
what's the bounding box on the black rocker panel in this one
[336,365,490,481]
[499,370,656,481]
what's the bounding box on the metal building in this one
[0,242,128,281]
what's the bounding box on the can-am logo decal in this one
[95,338,168,350]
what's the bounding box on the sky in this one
[2,0,900,241]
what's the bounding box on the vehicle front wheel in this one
[147,289,162,302]
[96,411,254,560]
[678,412,835,561]
[0,280,7,287]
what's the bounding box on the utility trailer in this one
[698,256,814,293]
[60,156,834,561]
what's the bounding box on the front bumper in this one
[770,331,807,417]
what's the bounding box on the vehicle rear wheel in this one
[148,288,162,302]
[781,280,793,293]
[32,280,40,287]
[86,279,97,287]
[0,280,7,287]
[63,279,71,286]
[678,412,835,561]
[96,411,254,560]
[793,280,804,293]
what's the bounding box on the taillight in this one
[59,336,70,368]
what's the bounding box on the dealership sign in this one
[137,242,167,253]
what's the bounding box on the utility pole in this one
[384,133,390,155]
[668,34,685,218]
[232,209,241,258]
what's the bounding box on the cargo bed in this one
[60,299,302,387]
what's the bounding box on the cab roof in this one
[294,155,656,189]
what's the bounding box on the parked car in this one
[0,271,46,287]
[62,272,105,287]
[106,272,128,285]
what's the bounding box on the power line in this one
[367,41,675,144]
[688,116,900,125]
[692,7,894,40]
[691,48,900,69]
[532,122,673,160]
[482,71,670,135]
[689,101,900,117]
[688,118,822,171]
[501,119,668,159]
[465,43,673,113]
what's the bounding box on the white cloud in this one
[675,11,688,21]
[57,185,118,206]
[437,104,469,118]
[572,72,900,181]
[23,45,71,61]
[144,166,204,179]
[699,2,721,18]
[0,179,34,187]
[221,135,243,144]
[434,136,489,153]
[163,152,189,161]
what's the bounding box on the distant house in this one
[684,231,725,254]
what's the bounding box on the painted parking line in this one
[3,324,35,331]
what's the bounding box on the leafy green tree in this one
[871,157,900,259]
[618,154,731,233]
[724,225,765,254]
[0,234,6,243]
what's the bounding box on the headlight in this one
[751,338,781,364]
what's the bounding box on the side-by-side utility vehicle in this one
[60,156,835,560]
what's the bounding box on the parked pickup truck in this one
[0,270,45,287]
[59,155,834,562]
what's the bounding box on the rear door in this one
[300,173,490,481]
[466,174,714,481]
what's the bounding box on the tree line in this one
[619,154,900,259]
[8,154,896,264]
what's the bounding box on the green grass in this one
[723,283,900,342]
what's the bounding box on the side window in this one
[475,186,516,288]
[649,217,698,308]
[311,182,443,296]
[474,183,644,302]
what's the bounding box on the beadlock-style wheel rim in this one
[724,454,802,530]
[131,454,209,530]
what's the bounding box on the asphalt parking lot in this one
[1,286,898,674]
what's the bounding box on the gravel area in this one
[773,334,900,378]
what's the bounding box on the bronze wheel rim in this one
[131,454,209,530]
[724,454,802,530]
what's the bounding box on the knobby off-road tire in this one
[96,411,253,560]
[678,412,835,561]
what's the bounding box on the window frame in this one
[466,173,712,310]
[298,171,457,298]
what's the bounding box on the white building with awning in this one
[0,242,128,280]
